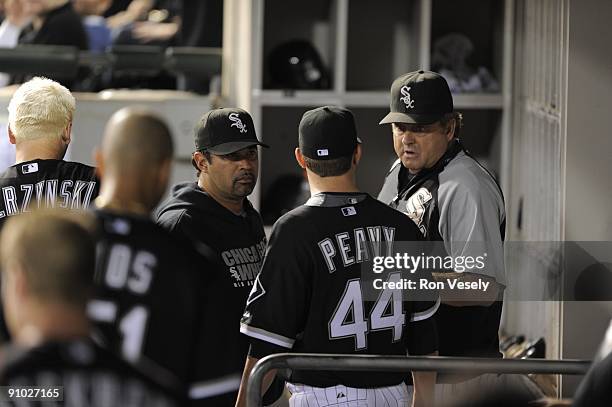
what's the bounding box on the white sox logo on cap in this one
[229,112,248,133]
[400,85,415,109]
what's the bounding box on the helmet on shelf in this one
[267,40,330,90]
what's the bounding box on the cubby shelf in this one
[254,90,505,109]
[224,0,514,220]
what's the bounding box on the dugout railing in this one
[246,353,591,406]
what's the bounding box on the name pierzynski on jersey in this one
[221,238,266,288]
[318,225,396,273]
[0,179,97,218]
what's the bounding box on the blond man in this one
[0,76,99,227]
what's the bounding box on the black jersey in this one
[0,338,183,407]
[156,182,267,404]
[90,209,210,401]
[0,159,99,228]
[241,192,439,388]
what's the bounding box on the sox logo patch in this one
[405,187,432,235]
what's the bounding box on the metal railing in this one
[247,353,591,406]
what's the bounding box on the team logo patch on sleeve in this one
[405,187,433,235]
[246,274,266,306]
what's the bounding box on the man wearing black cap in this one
[156,107,269,406]
[378,71,506,400]
[236,106,439,407]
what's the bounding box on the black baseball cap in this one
[379,70,453,125]
[299,106,361,160]
[194,108,269,155]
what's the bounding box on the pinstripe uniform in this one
[286,383,411,407]
[240,192,439,407]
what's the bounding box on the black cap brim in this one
[378,112,445,125]
[206,140,269,155]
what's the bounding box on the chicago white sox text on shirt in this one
[221,239,266,287]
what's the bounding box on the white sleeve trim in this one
[240,323,295,349]
[410,296,440,322]
[189,374,241,399]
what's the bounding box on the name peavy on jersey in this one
[317,225,396,273]
[241,192,439,389]
[0,159,99,222]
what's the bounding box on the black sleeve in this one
[240,216,311,350]
[393,215,440,356]
[397,216,441,323]
[248,339,288,360]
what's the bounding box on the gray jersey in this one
[379,140,506,363]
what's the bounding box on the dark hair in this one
[440,112,464,138]
[303,154,353,177]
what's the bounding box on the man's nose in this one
[238,157,256,170]
[401,131,416,145]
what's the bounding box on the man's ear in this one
[8,126,16,145]
[446,119,456,141]
[62,121,73,144]
[294,148,306,169]
[353,144,362,166]
[193,151,209,173]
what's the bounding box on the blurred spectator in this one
[10,0,88,89]
[72,0,112,52]
[107,0,179,47]
[0,0,32,86]
[102,0,130,17]
[105,0,151,30]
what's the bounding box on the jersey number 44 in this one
[329,273,405,351]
